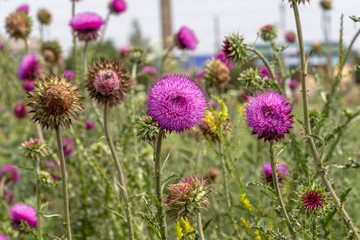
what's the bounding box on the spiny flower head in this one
[41,41,62,64]
[135,115,162,144]
[215,51,233,69]
[285,31,296,43]
[14,102,27,118]
[27,75,83,129]
[0,165,19,185]
[245,91,294,142]
[222,33,248,64]
[86,59,130,105]
[110,0,127,14]
[21,138,48,159]
[300,185,328,213]
[174,26,198,51]
[204,58,230,88]
[288,79,299,90]
[69,12,105,41]
[261,162,289,186]
[9,203,38,229]
[37,8,52,25]
[0,235,10,240]
[85,120,96,130]
[17,54,43,81]
[119,45,131,58]
[166,176,212,219]
[147,74,207,133]
[5,11,32,39]
[259,24,278,42]
[16,4,29,14]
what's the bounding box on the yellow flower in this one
[255,229,262,240]
[181,217,194,233]
[241,217,250,229]
[241,193,253,212]
[175,221,183,240]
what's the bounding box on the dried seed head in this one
[37,9,52,25]
[41,41,62,63]
[320,0,331,10]
[5,12,32,39]
[204,58,230,88]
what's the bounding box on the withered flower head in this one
[41,41,62,63]
[37,9,52,25]
[27,75,83,129]
[204,58,230,88]
[5,12,32,39]
[86,59,130,105]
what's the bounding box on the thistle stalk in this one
[55,126,72,240]
[104,101,135,240]
[72,0,77,80]
[292,2,360,238]
[154,128,168,240]
[196,211,205,240]
[35,156,43,240]
[100,12,111,42]
[269,141,295,239]
[130,63,138,163]
[83,41,89,75]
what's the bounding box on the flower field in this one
[1,0,360,239]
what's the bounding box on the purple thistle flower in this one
[110,0,127,14]
[13,102,27,118]
[46,161,59,180]
[85,120,96,130]
[69,12,105,42]
[195,71,204,82]
[288,79,299,90]
[0,165,19,185]
[285,31,296,43]
[259,66,282,85]
[17,54,43,81]
[64,70,74,80]
[63,138,74,157]
[0,235,10,240]
[142,66,157,77]
[245,91,294,142]
[5,189,14,204]
[261,162,289,186]
[119,45,131,57]
[9,203,38,228]
[23,80,35,92]
[0,42,4,52]
[174,26,198,51]
[215,51,233,69]
[16,4,29,14]
[301,187,327,212]
[147,74,207,133]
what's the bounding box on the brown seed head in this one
[41,84,73,116]
[214,61,230,87]
[5,12,31,39]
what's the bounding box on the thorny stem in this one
[55,126,72,240]
[269,141,296,239]
[292,3,360,238]
[35,157,43,240]
[104,101,135,240]
[154,128,168,240]
[270,42,286,91]
[196,211,205,240]
[130,63,138,163]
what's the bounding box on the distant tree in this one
[129,19,150,49]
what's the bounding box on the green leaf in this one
[349,16,360,22]
[340,188,352,203]
[140,213,160,235]
[202,218,212,232]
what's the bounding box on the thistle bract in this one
[21,138,48,159]
[204,58,230,88]
[41,41,62,63]
[37,9,52,25]
[222,33,248,64]
[260,24,278,42]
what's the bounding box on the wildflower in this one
[109,0,127,14]
[16,4,29,14]
[174,26,198,51]
[259,66,282,85]
[23,80,35,92]
[285,31,296,43]
[142,66,157,77]
[128,47,146,65]
[5,11,32,39]
[320,0,331,10]
[0,165,19,185]
[215,51,233,69]
[245,91,294,142]
[175,221,184,240]
[259,24,278,42]
[69,12,105,42]
[37,9,52,25]
[261,162,289,186]
[241,217,250,228]
[14,102,27,118]
[301,185,328,213]
[17,54,43,81]
[241,193,253,212]
[63,138,74,157]
[119,45,131,58]
[22,138,47,158]
[85,120,96,130]
[64,70,74,80]
[86,59,130,105]
[288,79,299,90]
[194,71,204,82]
[27,75,83,129]
[41,41,62,64]
[0,42,4,52]
[5,189,14,204]
[147,74,207,132]
[166,176,211,219]
[9,203,38,229]
[205,168,219,182]
[222,33,248,64]
[0,235,10,240]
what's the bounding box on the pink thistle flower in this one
[9,203,38,228]
[85,120,96,130]
[195,71,205,82]
[0,42,4,52]
[142,66,157,77]
[62,138,74,157]
[174,26,198,51]
[64,70,74,80]
[288,79,299,90]
[215,51,233,69]
[119,45,131,57]
[13,102,27,118]
[285,31,296,43]
[110,0,127,14]
[245,91,294,142]
[259,66,282,85]
[0,165,19,186]
[69,12,105,42]
[0,235,10,240]
[23,80,35,92]
[5,189,14,204]
[23,138,40,148]
[301,186,327,212]
[261,162,289,186]
[147,74,207,133]
[17,54,43,81]
[16,4,29,14]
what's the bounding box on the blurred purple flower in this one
[64,70,74,80]
[85,120,96,130]
[288,79,299,90]
[110,0,127,14]
[215,51,233,69]
[119,45,131,57]
[5,189,14,204]
[174,26,197,51]
[0,42,4,51]
[261,162,289,186]
[0,235,10,240]
[245,91,294,142]
[17,54,43,81]
[142,66,157,77]
[195,71,204,82]
[285,31,296,43]
[63,138,74,157]
[147,74,207,132]
[9,203,38,228]
[69,12,105,41]
[259,66,282,85]
[13,102,27,118]
[46,161,59,180]
[0,165,19,186]
[16,4,29,14]
[23,80,35,92]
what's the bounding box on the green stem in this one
[36,124,44,142]
[104,101,135,240]
[154,128,167,240]
[196,211,205,240]
[160,44,175,74]
[72,0,77,81]
[270,42,285,90]
[39,25,44,44]
[55,126,72,240]
[0,176,6,197]
[100,12,111,43]
[130,63,138,163]
[269,141,295,239]
[292,3,360,238]
[24,38,29,54]
[83,41,89,75]
[35,157,43,240]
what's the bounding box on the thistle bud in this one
[0,165,19,186]
[21,138,48,159]
[320,0,332,10]
[300,185,329,214]
[41,41,62,64]
[259,24,278,42]
[205,168,219,182]
[37,9,52,25]
[285,31,296,43]
[14,102,27,118]
[40,171,55,186]
[5,12,32,39]
[204,59,230,88]
[222,33,248,64]
[128,47,146,65]
[135,115,161,144]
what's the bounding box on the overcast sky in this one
[0,0,359,56]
